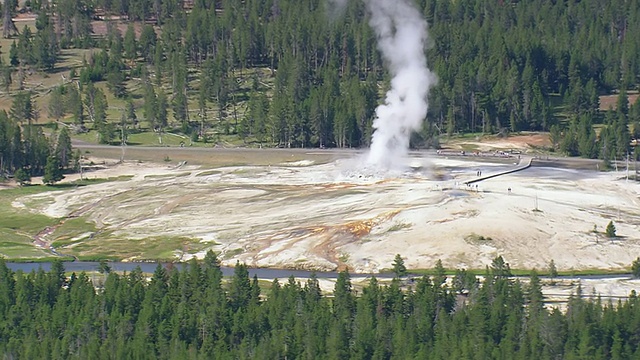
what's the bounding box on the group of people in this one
[447,169,517,194]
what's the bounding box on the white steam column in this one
[364,0,436,170]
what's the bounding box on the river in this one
[4,261,395,280]
[5,261,630,281]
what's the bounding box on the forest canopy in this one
[2,0,640,175]
[1,255,640,359]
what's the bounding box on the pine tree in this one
[606,221,616,238]
[632,258,640,279]
[48,86,66,120]
[33,12,57,71]
[156,90,168,130]
[16,26,33,65]
[333,270,354,317]
[8,40,18,66]
[42,155,63,184]
[172,90,188,128]
[143,83,157,128]
[229,261,251,311]
[123,23,137,63]
[617,89,629,117]
[9,91,34,124]
[548,259,558,278]
[14,168,30,185]
[98,260,111,274]
[0,59,11,91]
[2,0,17,39]
[125,100,138,128]
[491,255,512,278]
[107,70,126,98]
[392,254,407,278]
[55,127,72,169]
[66,85,84,126]
[434,259,446,286]
[139,25,156,63]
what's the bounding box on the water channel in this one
[5,261,630,281]
[5,261,394,280]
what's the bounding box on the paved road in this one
[72,141,369,156]
[74,142,627,171]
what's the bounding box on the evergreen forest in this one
[1,0,640,179]
[1,255,640,359]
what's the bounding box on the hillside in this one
[1,0,640,179]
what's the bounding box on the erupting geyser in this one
[365,0,436,170]
[330,0,436,171]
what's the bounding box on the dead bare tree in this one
[2,0,17,39]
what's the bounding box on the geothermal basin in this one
[11,148,640,273]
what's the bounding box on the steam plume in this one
[364,0,436,170]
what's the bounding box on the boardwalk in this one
[463,156,533,185]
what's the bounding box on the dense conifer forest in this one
[2,0,640,179]
[1,255,640,359]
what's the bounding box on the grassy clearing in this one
[0,19,36,64]
[71,235,211,261]
[0,241,51,259]
[50,217,97,248]
[458,143,481,152]
[0,186,61,234]
[85,175,135,183]
[256,279,275,292]
[195,170,222,177]
[0,229,51,259]
[48,64,275,148]
[387,222,412,232]
[70,130,101,144]
[464,233,493,245]
[59,176,134,186]
[224,248,244,259]
[0,177,137,259]
[444,133,487,140]
[127,132,188,147]
[144,172,191,180]
[7,256,75,263]
[82,146,338,167]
